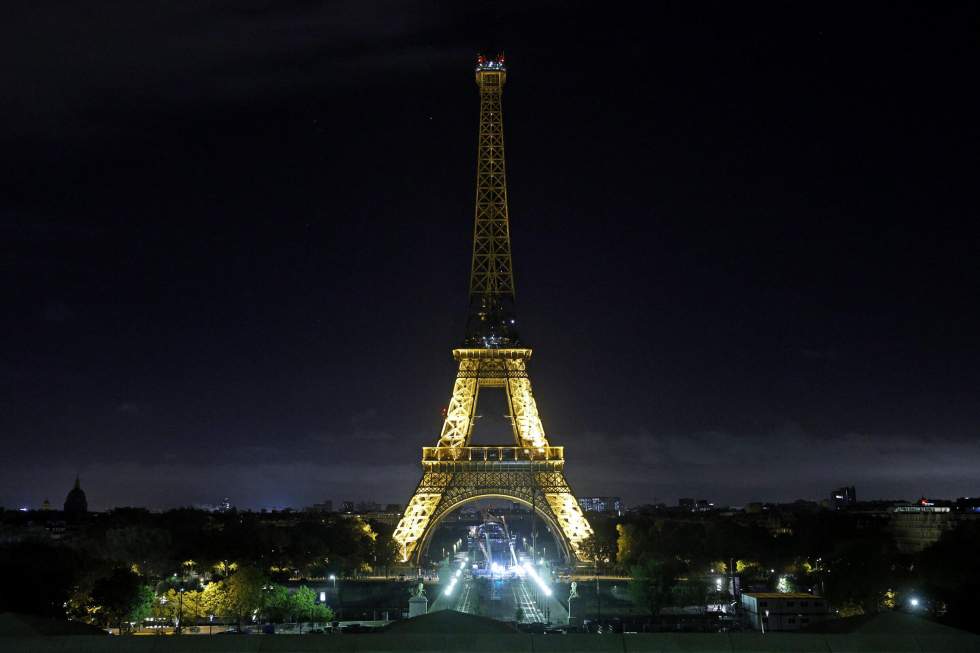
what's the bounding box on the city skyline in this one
[3,2,980,512]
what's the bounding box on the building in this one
[740,592,830,631]
[308,500,333,513]
[676,498,714,512]
[360,509,404,527]
[63,475,88,522]
[831,486,857,509]
[889,498,954,553]
[578,496,624,515]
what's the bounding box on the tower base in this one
[393,449,592,564]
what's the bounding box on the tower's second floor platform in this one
[420,445,564,472]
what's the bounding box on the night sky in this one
[3,2,979,511]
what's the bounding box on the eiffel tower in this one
[392,54,594,564]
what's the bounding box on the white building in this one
[740,592,830,631]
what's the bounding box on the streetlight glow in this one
[522,562,552,597]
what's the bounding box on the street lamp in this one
[329,574,341,620]
[177,587,184,635]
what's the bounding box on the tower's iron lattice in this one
[392,55,594,564]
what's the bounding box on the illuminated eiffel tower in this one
[392,55,594,564]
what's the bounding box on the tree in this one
[293,586,317,626]
[152,588,178,624]
[154,588,206,629]
[0,540,83,618]
[311,603,334,624]
[88,568,153,631]
[579,535,613,574]
[261,585,298,623]
[616,524,633,566]
[628,558,682,618]
[372,531,400,578]
[180,589,206,623]
[102,525,174,578]
[131,585,155,627]
[223,567,267,630]
[917,521,980,633]
[675,578,709,610]
[822,531,899,614]
[200,581,226,621]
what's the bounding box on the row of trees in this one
[579,511,980,632]
[0,508,382,630]
[68,508,392,580]
[152,569,334,631]
[59,565,336,631]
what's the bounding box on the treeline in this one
[584,511,980,633]
[0,508,397,630]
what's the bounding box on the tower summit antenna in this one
[466,53,518,348]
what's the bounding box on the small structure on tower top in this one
[475,53,506,72]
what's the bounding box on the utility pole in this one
[531,484,538,559]
[176,587,183,635]
[595,558,601,624]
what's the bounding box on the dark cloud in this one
[1,2,979,510]
[566,428,980,505]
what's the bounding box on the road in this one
[430,557,568,625]
[511,577,545,623]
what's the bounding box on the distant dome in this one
[63,476,88,520]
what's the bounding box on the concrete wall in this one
[2,633,980,653]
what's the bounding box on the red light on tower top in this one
[475,52,506,72]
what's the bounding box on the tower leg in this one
[505,358,547,449]
[436,359,479,449]
[392,472,451,563]
[543,490,594,560]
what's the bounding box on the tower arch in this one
[414,493,572,566]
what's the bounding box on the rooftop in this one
[743,592,821,600]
